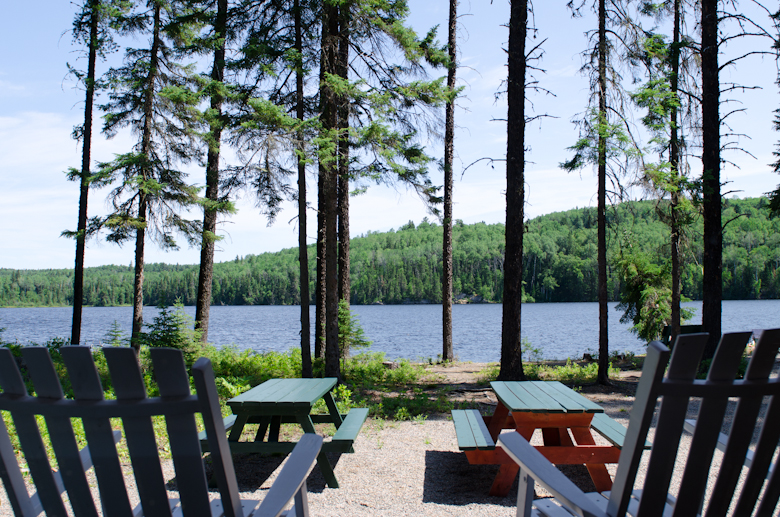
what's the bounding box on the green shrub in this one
[139,303,204,364]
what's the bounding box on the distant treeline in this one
[3,197,780,307]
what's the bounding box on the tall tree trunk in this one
[597,0,609,384]
[498,0,526,381]
[71,0,100,345]
[701,0,721,359]
[131,2,161,352]
[337,3,351,358]
[195,0,227,343]
[669,0,681,343]
[321,1,341,378]
[441,0,457,363]
[315,174,326,361]
[295,0,312,378]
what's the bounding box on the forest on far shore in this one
[2,196,779,308]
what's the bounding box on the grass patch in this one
[477,359,622,384]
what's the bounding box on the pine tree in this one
[64,0,128,345]
[498,0,527,381]
[441,0,457,363]
[97,0,201,350]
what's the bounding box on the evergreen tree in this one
[97,0,201,350]
[499,0,527,381]
[631,0,699,344]
[441,0,457,363]
[562,0,640,384]
[64,0,128,345]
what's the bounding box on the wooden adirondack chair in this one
[0,346,323,517]
[498,330,780,517]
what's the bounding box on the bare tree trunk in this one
[597,0,610,384]
[669,0,682,343]
[321,1,341,379]
[195,0,227,343]
[315,176,326,361]
[71,0,100,345]
[441,0,457,363]
[295,0,312,378]
[498,0,526,381]
[337,3,351,359]
[701,0,721,359]
[131,2,161,352]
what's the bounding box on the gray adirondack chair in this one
[498,329,780,516]
[0,346,323,517]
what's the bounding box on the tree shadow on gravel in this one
[199,452,344,494]
[422,451,516,507]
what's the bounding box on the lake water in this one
[0,301,777,362]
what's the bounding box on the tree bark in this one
[195,0,227,343]
[321,1,341,379]
[131,2,162,351]
[498,0,526,381]
[701,0,721,358]
[669,0,681,343]
[597,0,609,384]
[441,0,457,363]
[71,0,100,345]
[337,2,351,358]
[295,0,312,378]
[315,174,326,360]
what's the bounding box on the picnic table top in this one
[227,377,338,411]
[490,380,604,414]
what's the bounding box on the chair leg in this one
[293,481,309,517]
[516,468,535,517]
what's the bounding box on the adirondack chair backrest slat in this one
[735,395,780,515]
[24,347,102,517]
[152,349,213,517]
[1,348,72,517]
[606,340,671,517]
[604,330,780,517]
[191,357,245,517]
[0,412,38,517]
[103,347,173,517]
[54,346,135,517]
[674,332,753,516]
[705,328,780,517]
[0,346,255,517]
[637,333,709,516]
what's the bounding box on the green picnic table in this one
[199,378,368,488]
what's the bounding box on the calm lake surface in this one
[0,301,777,362]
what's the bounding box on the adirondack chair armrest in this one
[252,433,323,517]
[498,433,606,517]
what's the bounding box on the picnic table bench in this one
[199,378,368,489]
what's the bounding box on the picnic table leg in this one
[323,392,344,427]
[268,415,283,442]
[228,414,249,442]
[254,416,271,442]
[489,427,535,497]
[487,402,510,441]
[569,426,613,492]
[297,415,339,489]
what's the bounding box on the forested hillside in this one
[3,197,779,307]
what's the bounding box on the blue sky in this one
[1,1,778,270]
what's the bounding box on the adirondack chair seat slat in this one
[0,346,323,517]
[497,330,780,517]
